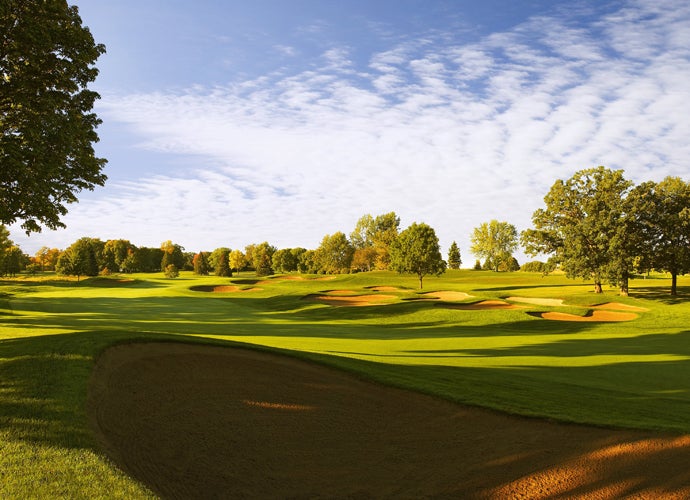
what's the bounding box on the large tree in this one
[1,1,107,233]
[56,237,99,281]
[192,251,210,276]
[628,177,690,295]
[314,232,354,274]
[470,220,518,272]
[522,167,633,294]
[389,222,446,289]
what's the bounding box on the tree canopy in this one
[1,1,107,233]
[447,241,461,269]
[389,222,446,289]
[522,167,633,294]
[470,220,518,272]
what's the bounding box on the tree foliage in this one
[389,222,446,289]
[314,232,354,274]
[522,167,633,294]
[56,236,99,280]
[447,241,461,269]
[0,1,107,233]
[192,251,210,276]
[470,220,518,272]
[628,177,690,295]
[349,212,399,270]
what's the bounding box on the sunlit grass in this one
[0,269,689,496]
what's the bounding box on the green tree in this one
[160,240,185,271]
[272,248,301,273]
[192,251,210,275]
[389,222,446,289]
[56,237,99,281]
[250,242,276,277]
[210,248,232,277]
[628,177,690,295]
[447,241,461,269]
[522,167,633,294]
[314,232,354,274]
[0,1,107,233]
[470,220,518,272]
[102,239,135,273]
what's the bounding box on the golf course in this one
[1,269,690,497]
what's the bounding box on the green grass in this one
[1,269,689,496]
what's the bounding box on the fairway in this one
[1,269,690,497]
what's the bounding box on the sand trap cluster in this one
[88,343,690,499]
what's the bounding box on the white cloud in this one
[12,0,690,265]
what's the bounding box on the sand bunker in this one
[421,291,473,301]
[540,310,638,322]
[88,343,690,499]
[592,302,649,312]
[442,300,523,310]
[312,294,397,307]
[366,286,403,292]
[191,285,262,293]
[507,296,565,306]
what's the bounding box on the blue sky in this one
[11,0,690,264]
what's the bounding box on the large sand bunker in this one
[88,343,690,499]
[421,291,473,301]
[507,296,565,306]
[540,310,639,322]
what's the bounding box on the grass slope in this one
[0,269,689,496]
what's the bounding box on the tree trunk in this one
[418,274,424,289]
[594,282,602,293]
[619,273,629,296]
[671,272,677,296]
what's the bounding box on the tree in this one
[1,1,107,233]
[272,248,301,273]
[522,167,633,294]
[56,237,99,281]
[351,246,378,272]
[160,240,185,271]
[389,222,446,289]
[447,241,461,269]
[628,177,690,295]
[470,220,518,272]
[249,242,276,276]
[192,251,210,275]
[314,232,354,274]
[349,212,400,270]
[102,239,135,273]
[229,249,247,275]
[210,248,232,277]
[164,264,179,279]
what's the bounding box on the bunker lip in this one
[310,293,397,306]
[88,342,690,499]
[190,285,262,293]
[540,310,638,322]
[440,300,523,310]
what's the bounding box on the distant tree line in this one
[1,167,688,294]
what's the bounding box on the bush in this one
[164,264,179,278]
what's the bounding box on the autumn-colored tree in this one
[350,212,400,270]
[160,240,185,272]
[192,252,210,275]
[314,232,354,274]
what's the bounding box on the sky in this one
[10,0,690,265]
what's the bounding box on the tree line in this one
[1,168,688,293]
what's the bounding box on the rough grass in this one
[0,269,689,496]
